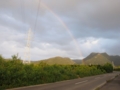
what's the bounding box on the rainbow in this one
[41,2,83,59]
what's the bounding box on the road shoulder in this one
[98,74,120,90]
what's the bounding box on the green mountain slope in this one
[73,59,82,64]
[32,53,120,66]
[84,53,98,61]
[109,55,120,66]
[83,53,111,65]
[40,57,75,65]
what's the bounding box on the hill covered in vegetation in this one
[33,57,75,65]
[31,53,120,66]
[73,59,82,64]
[82,52,120,66]
[109,55,120,66]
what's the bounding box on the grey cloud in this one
[43,0,120,39]
[0,0,120,60]
[101,40,120,55]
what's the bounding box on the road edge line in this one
[93,81,106,90]
[93,75,118,90]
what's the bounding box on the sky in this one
[0,0,120,60]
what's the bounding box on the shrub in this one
[0,57,113,89]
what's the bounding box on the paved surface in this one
[7,72,120,90]
[100,73,120,90]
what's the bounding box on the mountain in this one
[83,52,98,61]
[83,53,112,65]
[73,59,82,64]
[39,57,75,65]
[31,53,120,66]
[82,52,120,66]
[109,55,120,66]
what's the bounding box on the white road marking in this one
[75,80,88,85]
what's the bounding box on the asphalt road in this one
[100,73,120,90]
[7,72,120,90]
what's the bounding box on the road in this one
[7,72,120,90]
[100,73,120,90]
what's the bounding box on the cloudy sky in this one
[0,0,120,60]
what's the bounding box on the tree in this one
[103,63,113,73]
[11,53,20,60]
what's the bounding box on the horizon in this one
[2,52,120,61]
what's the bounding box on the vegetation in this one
[114,66,120,71]
[109,56,120,66]
[32,53,120,66]
[103,63,113,73]
[34,57,75,65]
[84,54,111,65]
[73,59,82,64]
[0,55,113,90]
[83,53,111,65]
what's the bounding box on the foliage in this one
[82,52,120,66]
[39,57,75,65]
[0,55,113,90]
[114,66,120,71]
[103,63,113,73]
[83,53,112,65]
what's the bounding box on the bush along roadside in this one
[0,55,113,90]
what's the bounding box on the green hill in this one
[83,53,112,65]
[83,52,98,61]
[73,59,82,64]
[109,55,120,66]
[39,57,75,65]
[32,53,120,66]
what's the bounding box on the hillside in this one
[109,55,120,66]
[83,53,112,65]
[73,59,82,64]
[83,52,98,61]
[39,57,75,65]
[32,53,120,66]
